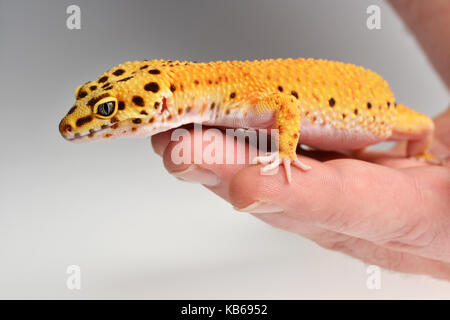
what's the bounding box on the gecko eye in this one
[93,97,118,119]
[98,101,115,116]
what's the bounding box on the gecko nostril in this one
[59,119,73,135]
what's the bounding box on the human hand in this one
[151,107,450,280]
[151,0,450,280]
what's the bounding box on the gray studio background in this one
[0,0,449,299]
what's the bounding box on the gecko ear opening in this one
[93,97,118,119]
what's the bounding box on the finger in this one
[151,129,174,157]
[151,124,196,157]
[229,156,450,262]
[254,211,450,280]
[157,126,316,202]
[353,149,429,169]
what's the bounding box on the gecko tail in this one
[391,104,435,156]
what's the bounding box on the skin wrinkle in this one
[312,162,356,232]
[324,237,408,273]
[309,161,431,251]
[368,172,431,246]
[317,231,450,280]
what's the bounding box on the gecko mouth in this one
[62,122,117,142]
[61,117,150,142]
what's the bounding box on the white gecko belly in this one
[117,105,386,151]
[206,109,386,151]
[298,118,384,150]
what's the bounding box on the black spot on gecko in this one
[278,86,283,92]
[76,115,93,127]
[87,93,110,107]
[148,69,161,74]
[140,110,148,115]
[144,82,160,93]
[291,91,298,99]
[113,69,125,76]
[77,90,87,99]
[194,80,199,85]
[132,96,145,106]
[328,98,336,107]
[367,102,372,109]
[354,109,359,115]
[98,76,108,83]
[170,84,176,92]
[132,119,142,124]
[154,101,160,109]
[110,116,119,123]
[89,85,97,91]
[118,101,125,110]
[230,92,236,99]
[140,65,148,70]
[118,76,133,82]
[67,105,77,115]
[103,85,113,90]
[210,102,215,110]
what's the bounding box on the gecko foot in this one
[253,153,311,183]
[411,152,446,165]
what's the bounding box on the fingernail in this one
[172,165,220,187]
[234,201,284,214]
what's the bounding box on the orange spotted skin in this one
[59,58,434,180]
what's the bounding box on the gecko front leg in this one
[253,93,311,183]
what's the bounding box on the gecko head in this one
[59,60,172,143]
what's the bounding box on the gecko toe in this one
[292,158,311,171]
